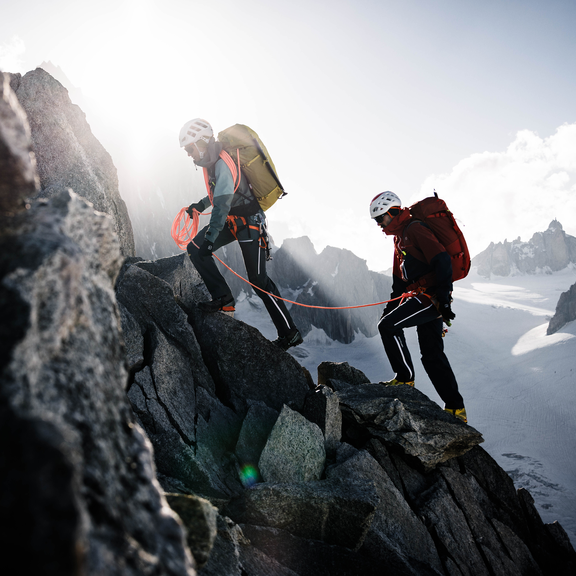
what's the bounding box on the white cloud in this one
[0,36,26,73]
[419,123,576,258]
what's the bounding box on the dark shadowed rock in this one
[117,263,236,497]
[187,306,312,414]
[419,476,492,576]
[114,252,317,500]
[259,405,326,483]
[0,408,84,576]
[10,68,135,255]
[117,301,144,374]
[240,524,390,576]
[127,363,243,500]
[328,444,444,574]
[0,189,194,575]
[115,263,216,411]
[318,360,371,386]
[165,493,218,568]
[517,488,576,575]
[547,281,576,334]
[439,465,541,575]
[237,543,301,576]
[197,515,248,576]
[301,384,342,456]
[231,478,378,550]
[198,515,300,576]
[458,447,530,537]
[234,401,279,484]
[135,253,210,309]
[0,72,39,215]
[337,384,484,470]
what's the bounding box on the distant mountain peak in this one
[473,220,576,277]
[547,219,563,232]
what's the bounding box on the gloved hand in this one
[186,202,203,217]
[439,302,455,325]
[198,239,214,258]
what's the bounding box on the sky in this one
[1,0,576,270]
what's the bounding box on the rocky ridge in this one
[111,250,576,575]
[6,67,135,256]
[2,69,576,575]
[1,69,194,574]
[547,281,576,335]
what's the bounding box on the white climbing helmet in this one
[179,118,213,148]
[369,191,402,220]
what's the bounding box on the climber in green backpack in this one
[179,118,302,351]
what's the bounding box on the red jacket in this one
[384,208,453,305]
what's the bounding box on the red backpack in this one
[407,192,471,283]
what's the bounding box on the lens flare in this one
[239,464,259,488]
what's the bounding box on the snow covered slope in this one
[235,265,576,544]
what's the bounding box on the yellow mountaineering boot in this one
[444,407,468,423]
[379,378,415,387]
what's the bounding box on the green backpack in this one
[218,124,286,211]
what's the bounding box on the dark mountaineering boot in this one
[379,378,415,387]
[198,295,235,316]
[444,407,468,423]
[273,328,303,351]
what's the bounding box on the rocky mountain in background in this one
[272,238,392,343]
[3,68,576,575]
[6,68,135,256]
[472,220,576,277]
[548,281,576,335]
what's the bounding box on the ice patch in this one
[512,323,576,356]
[454,283,553,316]
[503,452,564,503]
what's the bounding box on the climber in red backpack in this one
[370,191,467,423]
[179,118,302,351]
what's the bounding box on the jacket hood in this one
[383,207,411,236]
[193,139,223,168]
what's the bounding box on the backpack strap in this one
[401,220,429,262]
[399,220,437,291]
[202,149,243,205]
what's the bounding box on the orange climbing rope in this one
[171,206,212,251]
[173,149,241,251]
[170,209,416,309]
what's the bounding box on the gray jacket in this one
[196,154,262,244]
